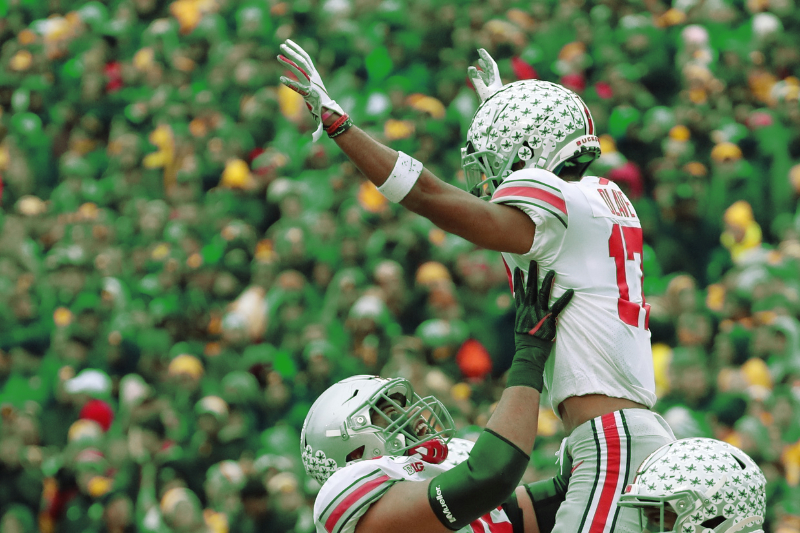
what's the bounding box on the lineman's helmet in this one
[300,375,455,484]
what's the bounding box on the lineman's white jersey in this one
[313,438,512,533]
[491,169,657,416]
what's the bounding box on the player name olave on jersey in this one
[313,439,512,533]
[581,176,639,220]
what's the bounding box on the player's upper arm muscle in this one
[486,202,537,254]
[355,479,450,533]
[401,171,536,255]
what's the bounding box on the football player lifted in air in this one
[301,261,574,533]
[278,41,676,533]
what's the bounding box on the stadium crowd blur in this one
[1,0,800,531]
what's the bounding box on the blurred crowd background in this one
[1,0,800,531]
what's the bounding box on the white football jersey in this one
[313,438,513,533]
[491,169,657,416]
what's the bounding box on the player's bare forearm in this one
[404,171,531,253]
[330,125,535,254]
[486,385,541,454]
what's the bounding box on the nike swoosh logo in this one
[571,460,584,474]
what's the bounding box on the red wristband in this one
[326,114,349,135]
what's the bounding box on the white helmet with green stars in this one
[300,375,455,484]
[462,80,601,198]
[618,438,767,533]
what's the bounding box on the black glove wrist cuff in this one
[506,340,552,391]
[514,334,552,353]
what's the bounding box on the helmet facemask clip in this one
[462,144,510,198]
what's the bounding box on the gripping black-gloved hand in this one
[507,261,574,391]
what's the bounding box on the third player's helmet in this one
[462,80,601,198]
[618,438,767,533]
[300,375,455,484]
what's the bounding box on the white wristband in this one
[377,151,423,203]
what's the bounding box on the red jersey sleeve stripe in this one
[501,256,513,294]
[324,474,391,533]
[492,186,568,215]
[318,469,383,520]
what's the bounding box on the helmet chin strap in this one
[408,439,449,464]
[535,138,558,170]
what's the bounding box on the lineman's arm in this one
[355,386,542,533]
[516,485,542,533]
[328,123,535,255]
[356,264,573,533]
[512,462,572,533]
[511,432,573,533]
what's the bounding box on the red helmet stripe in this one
[583,104,594,135]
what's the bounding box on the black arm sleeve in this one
[501,491,525,533]
[427,429,530,530]
[499,475,570,533]
[523,473,570,533]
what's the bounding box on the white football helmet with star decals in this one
[618,438,767,533]
[300,375,455,484]
[462,80,601,198]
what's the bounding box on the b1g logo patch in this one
[403,462,425,476]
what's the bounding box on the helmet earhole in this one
[346,445,365,462]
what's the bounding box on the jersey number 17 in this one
[608,223,650,329]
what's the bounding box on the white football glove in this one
[467,48,503,102]
[278,39,345,142]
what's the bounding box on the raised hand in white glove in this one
[467,48,503,102]
[277,39,345,142]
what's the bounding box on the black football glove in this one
[507,261,574,390]
[514,260,574,349]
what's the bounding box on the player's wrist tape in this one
[506,336,551,391]
[428,428,529,530]
[377,151,422,203]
